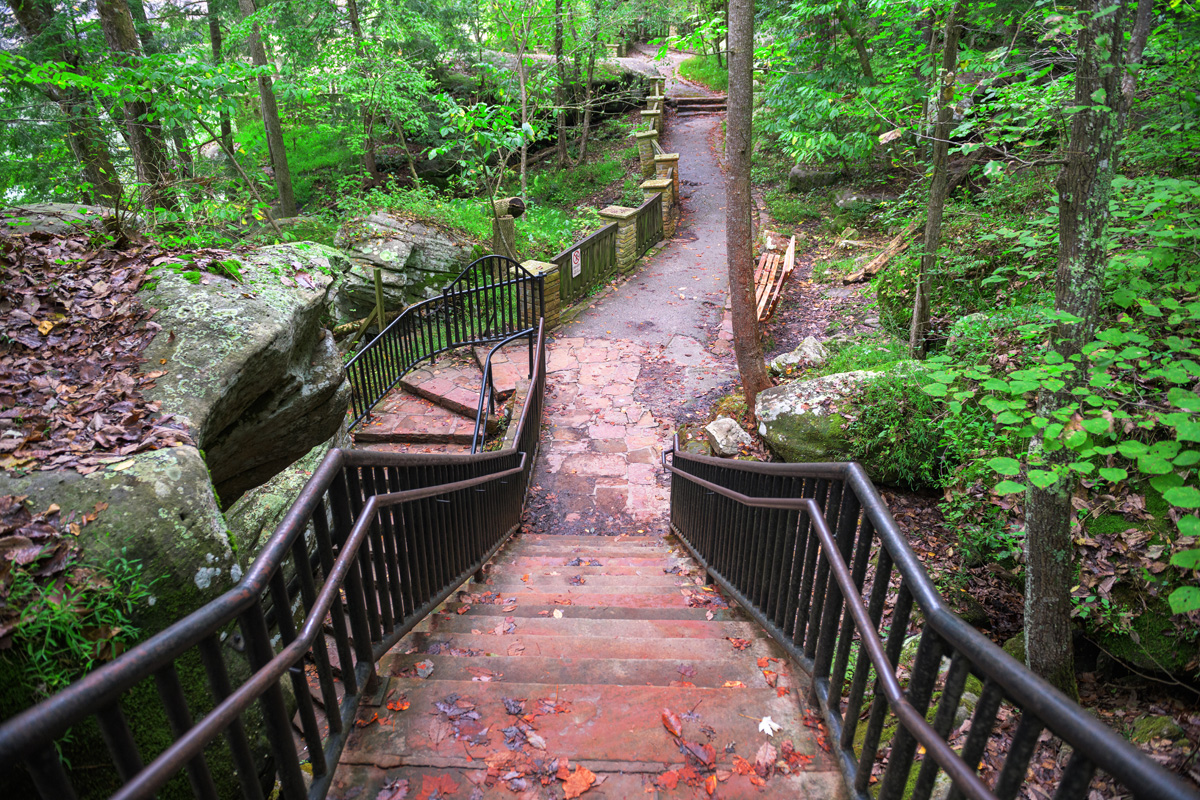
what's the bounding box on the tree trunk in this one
[346,0,377,177]
[554,0,570,167]
[578,43,598,162]
[208,9,232,153]
[96,0,177,212]
[725,0,771,413]
[835,5,875,84]
[909,0,965,359]
[1024,0,1151,700]
[237,0,297,217]
[127,0,192,178]
[9,0,124,206]
[518,47,529,198]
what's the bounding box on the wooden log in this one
[843,219,922,284]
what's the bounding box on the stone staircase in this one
[352,344,531,455]
[673,96,727,116]
[323,532,848,798]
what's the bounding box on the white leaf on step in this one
[758,716,782,736]
[553,609,563,619]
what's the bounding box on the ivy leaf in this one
[1117,440,1148,459]
[1175,421,1200,442]
[1179,516,1200,537]
[1069,461,1094,474]
[1168,586,1200,615]
[1164,486,1200,509]
[1081,417,1110,435]
[1098,467,1128,482]
[1028,470,1058,489]
[987,457,1022,476]
[1170,549,1200,570]
[1137,454,1175,475]
[1175,451,1200,467]
[922,383,948,397]
[994,480,1027,495]
[1150,474,1184,495]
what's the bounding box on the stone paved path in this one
[527,49,739,537]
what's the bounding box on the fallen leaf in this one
[705,774,717,795]
[722,680,746,688]
[754,742,777,779]
[552,609,563,619]
[376,777,409,800]
[662,708,683,738]
[758,716,782,736]
[562,765,596,798]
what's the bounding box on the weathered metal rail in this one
[664,440,1197,800]
[0,324,547,800]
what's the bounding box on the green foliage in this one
[845,364,943,489]
[678,53,728,92]
[7,551,156,697]
[765,189,822,224]
[819,336,907,376]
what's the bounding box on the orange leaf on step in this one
[777,687,790,697]
[722,680,746,688]
[562,765,597,798]
[656,769,680,789]
[522,574,530,582]
[416,773,459,800]
[762,670,778,687]
[662,707,683,738]
[556,758,571,780]
[705,774,717,795]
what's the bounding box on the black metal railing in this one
[552,222,618,305]
[636,191,663,257]
[0,324,547,800]
[664,440,1197,800]
[344,254,542,431]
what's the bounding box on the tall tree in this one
[96,0,177,211]
[553,0,570,167]
[237,0,296,217]
[725,0,771,411]
[208,7,232,154]
[7,0,124,205]
[1023,0,1153,699]
[127,0,192,177]
[345,0,378,177]
[909,0,965,359]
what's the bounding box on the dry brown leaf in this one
[562,765,596,798]
[662,707,683,738]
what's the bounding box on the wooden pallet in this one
[754,235,797,322]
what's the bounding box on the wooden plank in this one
[755,254,781,321]
[762,236,798,320]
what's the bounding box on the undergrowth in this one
[678,53,729,92]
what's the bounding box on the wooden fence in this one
[552,222,618,305]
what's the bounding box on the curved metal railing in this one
[0,323,547,800]
[344,253,543,434]
[663,438,1197,800]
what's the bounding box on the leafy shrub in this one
[845,364,944,489]
[819,336,907,376]
[765,189,822,224]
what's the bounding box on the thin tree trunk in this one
[96,0,177,212]
[578,44,597,161]
[127,0,192,177]
[1024,0,1151,700]
[346,0,377,177]
[909,0,965,359]
[835,5,876,84]
[554,0,570,167]
[9,0,124,206]
[725,0,771,413]
[208,9,231,152]
[395,124,419,182]
[237,0,297,217]
[518,47,529,197]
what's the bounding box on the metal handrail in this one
[471,329,535,454]
[663,439,1197,800]
[0,325,548,800]
[344,253,542,431]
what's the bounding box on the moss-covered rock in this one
[1002,634,1026,664]
[1130,715,1186,744]
[0,447,260,799]
[754,370,872,464]
[334,213,477,319]
[140,243,352,504]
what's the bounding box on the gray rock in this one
[334,213,479,320]
[833,188,899,208]
[769,337,829,374]
[1,203,123,236]
[755,369,874,464]
[140,242,352,504]
[704,417,752,457]
[788,165,841,193]
[0,447,236,632]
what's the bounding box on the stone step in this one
[332,760,848,799]
[340,679,828,767]
[402,631,783,661]
[501,555,686,568]
[483,574,688,589]
[498,544,681,559]
[379,652,789,689]
[398,354,495,419]
[472,345,527,399]
[439,603,741,622]
[489,564,694,577]
[416,613,767,640]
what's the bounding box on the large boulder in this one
[334,213,479,320]
[788,166,841,193]
[140,242,352,504]
[755,370,874,466]
[769,336,829,375]
[1,203,125,236]
[705,417,752,457]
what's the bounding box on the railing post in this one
[654,152,680,209]
[635,129,659,178]
[519,260,559,331]
[640,179,674,238]
[597,207,639,272]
